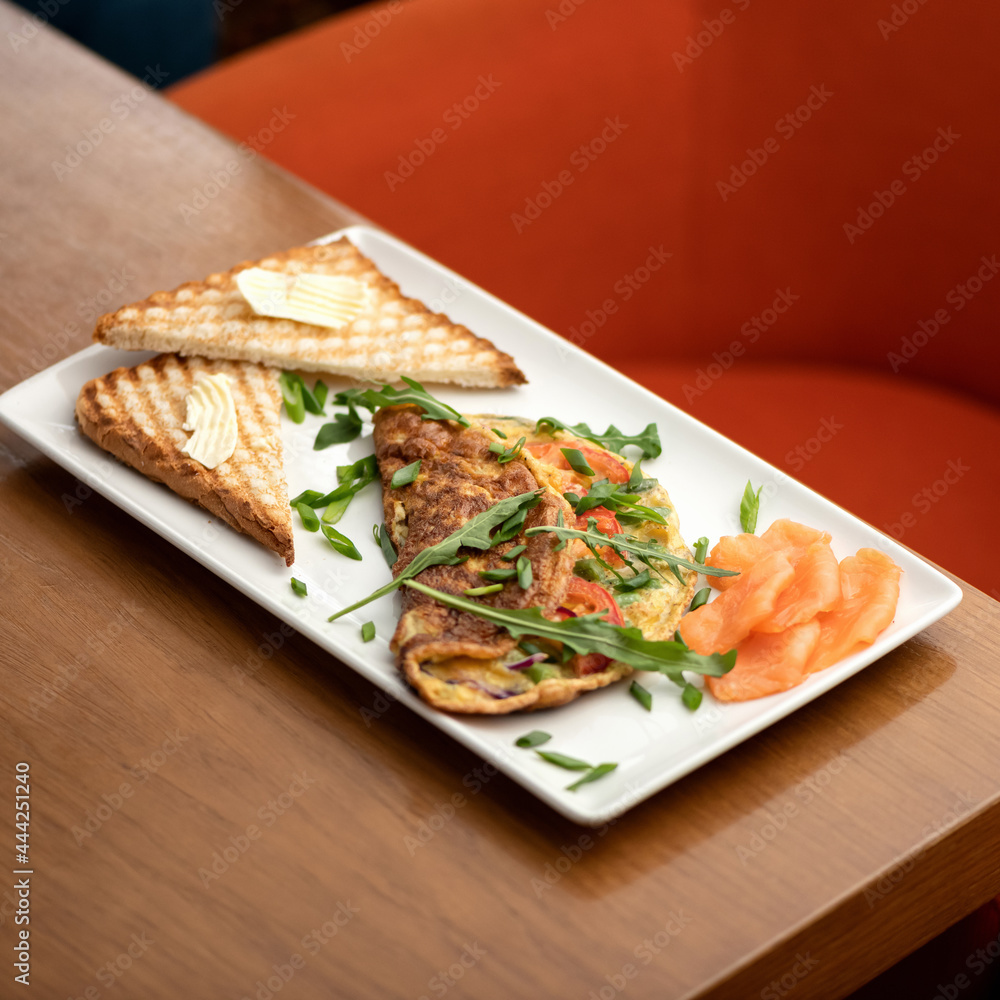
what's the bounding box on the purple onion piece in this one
[556,607,577,618]
[506,653,548,671]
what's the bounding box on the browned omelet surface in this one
[373,406,631,713]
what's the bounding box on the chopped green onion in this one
[335,376,469,426]
[279,371,305,423]
[630,680,652,711]
[566,763,618,791]
[681,683,703,711]
[295,502,320,532]
[289,489,326,507]
[536,750,593,771]
[573,558,603,582]
[464,583,504,596]
[373,524,397,567]
[488,436,526,464]
[515,730,551,748]
[561,447,595,477]
[693,536,709,563]
[391,460,421,488]
[479,567,517,582]
[516,555,533,590]
[492,427,508,440]
[313,380,328,410]
[361,621,376,642]
[615,569,654,593]
[501,544,527,561]
[527,663,561,683]
[290,578,308,597]
[322,524,362,560]
[740,481,763,534]
[690,587,711,611]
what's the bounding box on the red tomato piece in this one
[554,579,624,677]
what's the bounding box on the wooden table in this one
[2,7,999,998]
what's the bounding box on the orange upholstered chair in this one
[169,0,999,597]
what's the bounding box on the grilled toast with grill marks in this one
[75,353,294,565]
[93,238,526,388]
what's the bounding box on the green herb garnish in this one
[279,371,305,423]
[314,407,363,449]
[627,461,658,493]
[334,376,469,427]
[501,544,527,561]
[313,380,328,410]
[322,524,362,560]
[560,447,595,477]
[573,558,603,582]
[536,751,592,771]
[740,481,763,533]
[689,587,711,611]
[479,567,517,583]
[535,417,662,460]
[570,478,670,526]
[289,488,326,507]
[566,763,618,791]
[390,459,421,488]
[515,730,551,748]
[492,500,539,544]
[327,490,544,621]
[526,523,738,585]
[295,502,320,532]
[516,555,533,590]
[307,455,379,526]
[630,680,652,711]
[615,569,656,593]
[464,583,504,596]
[489,436,526,464]
[290,578,308,597]
[373,524,397,567]
[527,662,561,683]
[361,621,376,642]
[492,427,508,440]
[403,580,736,682]
[681,683,703,711]
[693,536,709,563]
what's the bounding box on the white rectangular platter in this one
[0,225,962,825]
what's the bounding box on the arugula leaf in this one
[391,459,421,488]
[560,447,595,477]
[327,490,543,621]
[295,502,320,532]
[566,763,618,791]
[279,371,305,423]
[373,524,397,567]
[693,536,709,563]
[570,478,670,526]
[290,578,308,597]
[516,555,533,590]
[361,621,375,642]
[525,523,739,582]
[627,461,658,493]
[335,376,469,426]
[314,408,363,449]
[741,480,763,533]
[322,524,362,560]
[515,730,551,748]
[489,435,527,464]
[535,416,662,460]
[536,751,592,771]
[630,680,652,711]
[689,587,711,611]
[403,580,736,679]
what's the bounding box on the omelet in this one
[373,407,696,714]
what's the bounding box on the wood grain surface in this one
[2,6,999,998]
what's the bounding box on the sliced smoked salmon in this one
[806,548,901,674]
[756,539,841,633]
[679,549,795,654]
[706,533,770,591]
[707,620,821,702]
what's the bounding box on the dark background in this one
[12,0,364,83]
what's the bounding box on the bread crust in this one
[75,353,294,565]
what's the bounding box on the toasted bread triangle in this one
[76,354,294,565]
[94,238,526,388]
